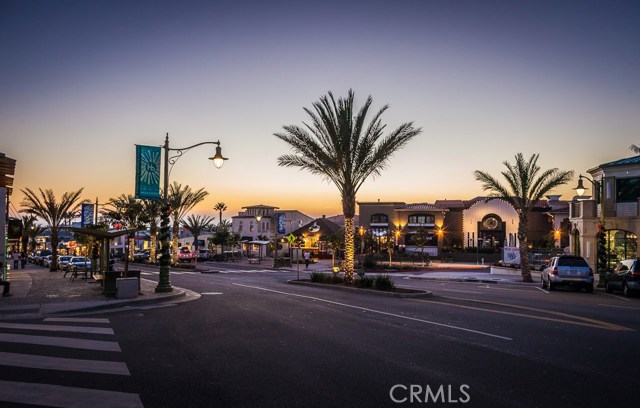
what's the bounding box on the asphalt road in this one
[2,263,639,407]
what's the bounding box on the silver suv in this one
[541,255,594,293]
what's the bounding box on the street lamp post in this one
[574,174,606,287]
[156,133,227,293]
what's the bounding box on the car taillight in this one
[632,272,640,278]
[552,267,558,276]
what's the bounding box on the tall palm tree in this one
[474,153,573,282]
[214,202,227,225]
[167,182,209,264]
[630,144,640,154]
[20,188,86,271]
[181,214,215,264]
[275,89,421,282]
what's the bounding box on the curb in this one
[287,279,432,298]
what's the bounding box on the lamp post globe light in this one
[156,133,228,293]
[574,174,606,288]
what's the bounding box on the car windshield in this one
[558,257,589,267]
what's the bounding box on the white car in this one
[57,255,74,270]
[41,255,53,268]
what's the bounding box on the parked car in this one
[541,255,593,292]
[67,257,92,272]
[57,255,74,270]
[34,250,52,265]
[197,249,210,262]
[178,247,196,263]
[41,255,53,268]
[133,250,150,262]
[606,258,640,297]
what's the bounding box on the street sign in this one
[286,233,296,244]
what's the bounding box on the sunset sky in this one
[2,0,639,221]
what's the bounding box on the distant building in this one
[359,197,555,257]
[231,204,314,242]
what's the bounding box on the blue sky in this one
[1,0,639,219]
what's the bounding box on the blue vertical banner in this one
[81,203,94,227]
[277,213,286,234]
[135,145,161,200]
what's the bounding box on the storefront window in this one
[408,214,435,224]
[605,229,637,267]
[371,214,388,224]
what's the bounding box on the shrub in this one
[373,274,395,291]
[355,276,374,288]
[310,272,326,283]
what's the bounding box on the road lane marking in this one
[603,294,631,302]
[44,318,110,324]
[201,292,223,295]
[0,323,114,335]
[0,380,143,408]
[419,296,631,332]
[0,352,130,375]
[536,287,549,294]
[231,283,512,341]
[0,333,121,351]
[442,289,482,294]
[598,303,640,310]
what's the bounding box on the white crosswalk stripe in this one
[0,317,143,407]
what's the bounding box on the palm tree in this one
[412,227,431,266]
[142,199,162,262]
[167,182,209,264]
[20,215,38,254]
[474,153,573,282]
[274,89,421,282]
[181,214,215,264]
[104,194,148,272]
[214,202,227,225]
[27,223,46,254]
[20,188,86,271]
[630,144,640,154]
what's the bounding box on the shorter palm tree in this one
[21,188,86,271]
[474,153,573,282]
[412,227,431,266]
[182,214,215,264]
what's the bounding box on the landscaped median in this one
[287,271,432,298]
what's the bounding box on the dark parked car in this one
[606,258,640,297]
[133,250,150,262]
[541,255,594,292]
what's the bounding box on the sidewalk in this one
[0,263,192,320]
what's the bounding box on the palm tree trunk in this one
[50,228,59,272]
[518,213,533,282]
[344,217,355,282]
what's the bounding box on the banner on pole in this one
[81,203,94,227]
[135,145,161,200]
[277,213,286,234]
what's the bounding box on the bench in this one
[248,258,260,264]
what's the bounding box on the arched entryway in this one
[571,228,580,256]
